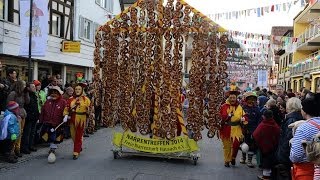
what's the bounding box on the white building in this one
[0,0,121,85]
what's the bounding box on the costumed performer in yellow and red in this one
[63,82,91,160]
[220,89,248,167]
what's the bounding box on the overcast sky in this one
[184,0,305,35]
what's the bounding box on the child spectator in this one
[253,110,280,180]
[0,101,20,163]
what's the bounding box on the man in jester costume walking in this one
[220,89,248,167]
[64,82,90,160]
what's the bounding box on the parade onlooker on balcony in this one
[21,82,39,154]
[7,80,30,158]
[275,97,303,180]
[290,93,320,180]
[253,110,280,180]
[0,101,20,163]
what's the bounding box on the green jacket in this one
[36,90,46,113]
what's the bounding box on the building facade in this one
[0,0,121,85]
[290,1,320,92]
[268,26,293,91]
[276,29,293,91]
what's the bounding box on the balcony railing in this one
[291,50,320,75]
[297,25,320,48]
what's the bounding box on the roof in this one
[271,26,293,36]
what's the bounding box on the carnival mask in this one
[75,86,83,96]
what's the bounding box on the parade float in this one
[93,0,228,165]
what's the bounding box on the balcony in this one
[291,50,320,76]
[296,25,320,51]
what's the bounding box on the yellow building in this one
[291,2,320,93]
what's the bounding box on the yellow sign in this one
[61,41,81,53]
[113,131,199,154]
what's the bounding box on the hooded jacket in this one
[253,118,280,154]
[276,111,303,165]
[243,105,261,134]
[3,110,20,140]
[40,96,66,126]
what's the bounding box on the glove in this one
[63,115,68,123]
[11,134,17,141]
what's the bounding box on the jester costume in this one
[64,84,90,159]
[220,90,247,167]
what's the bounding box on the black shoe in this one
[29,147,37,152]
[73,155,78,160]
[15,151,22,157]
[224,162,230,167]
[83,134,89,137]
[21,149,31,154]
[6,156,18,163]
[231,159,236,166]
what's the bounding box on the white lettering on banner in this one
[19,0,49,57]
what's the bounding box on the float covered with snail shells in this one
[93,0,228,141]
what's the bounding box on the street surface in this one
[0,127,258,180]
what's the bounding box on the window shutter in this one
[79,16,84,38]
[93,23,100,42]
[109,0,113,12]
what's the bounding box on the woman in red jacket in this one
[39,86,67,154]
[253,110,280,180]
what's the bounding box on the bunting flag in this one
[207,0,306,21]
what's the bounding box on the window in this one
[104,0,113,12]
[52,13,61,36]
[79,16,93,41]
[8,0,20,24]
[96,0,113,12]
[79,16,100,42]
[49,0,74,40]
[0,0,4,19]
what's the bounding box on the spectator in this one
[0,101,20,163]
[276,84,285,97]
[300,88,310,101]
[7,80,30,157]
[62,87,74,139]
[275,97,303,180]
[56,74,63,89]
[290,93,320,180]
[258,90,269,111]
[43,76,58,96]
[253,110,280,180]
[0,68,18,112]
[41,74,51,90]
[279,102,286,120]
[287,89,293,94]
[262,99,282,126]
[33,80,46,112]
[21,82,39,154]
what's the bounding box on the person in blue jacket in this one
[0,101,20,163]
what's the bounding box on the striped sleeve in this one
[315,165,320,180]
[290,127,307,163]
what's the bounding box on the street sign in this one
[61,41,81,53]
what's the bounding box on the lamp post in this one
[28,0,33,82]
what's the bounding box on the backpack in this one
[0,114,11,140]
